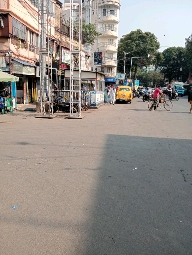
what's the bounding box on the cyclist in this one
[167,84,172,100]
[151,85,162,110]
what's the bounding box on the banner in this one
[61,48,70,64]
[116,73,125,80]
[94,52,102,65]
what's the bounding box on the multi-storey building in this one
[0,0,89,105]
[64,0,120,84]
[91,0,120,84]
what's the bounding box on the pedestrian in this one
[109,85,116,105]
[188,86,192,113]
[104,87,109,103]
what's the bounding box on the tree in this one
[82,23,100,45]
[136,69,164,87]
[160,47,188,83]
[117,29,160,77]
[185,35,192,82]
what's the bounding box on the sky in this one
[118,0,192,51]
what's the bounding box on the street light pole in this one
[129,57,132,79]
[123,51,131,75]
[129,56,142,79]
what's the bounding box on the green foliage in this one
[185,35,192,77]
[82,23,100,45]
[117,29,160,76]
[160,47,188,82]
[137,69,164,87]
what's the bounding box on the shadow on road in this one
[83,134,192,255]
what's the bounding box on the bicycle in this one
[148,95,173,111]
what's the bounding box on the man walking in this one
[109,85,116,105]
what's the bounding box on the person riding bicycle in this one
[152,85,162,109]
[167,84,172,99]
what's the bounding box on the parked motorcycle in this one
[143,92,151,102]
[52,96,78,113]
[171,91,179,101]
[133,90,140,98]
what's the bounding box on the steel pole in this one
[130,57,132,78]
[123,52,126,74]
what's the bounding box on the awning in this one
[0,70,19,82]
[13,58,36,67]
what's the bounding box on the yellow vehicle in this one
[115,86,133,103]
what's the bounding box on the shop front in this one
[12,59,36,104]
[0,70,19,112]
[105,77,116,86]
[64,70,105,107]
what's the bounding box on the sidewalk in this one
[16,103,36,112]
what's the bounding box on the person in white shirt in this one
[109,85,116,105]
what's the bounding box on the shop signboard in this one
[90,91,96,106]
[116,73,125,80]
[134,80,140,86]
[105,78,116,83]
[61,48,70,64]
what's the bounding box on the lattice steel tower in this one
[69,0,82,118]
[38,0,53,115]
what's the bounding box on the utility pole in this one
[130,56,142,79]
[123,51,131,75]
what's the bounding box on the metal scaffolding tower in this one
[69,0,82,118]
[38,0,53,116]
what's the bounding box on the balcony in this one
[105,72,116,78]
[98,42,117,52]
[98,27,118,38]
[102,58,117,67]
[98,11,119,23]
[98,0,120,8]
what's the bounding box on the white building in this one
[91,0,120,82]
[63,0,120,81]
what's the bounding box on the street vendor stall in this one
[0,70,19,113]
[0,70,19,82]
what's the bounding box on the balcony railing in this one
[99,10,118,18]
[99,42,116,48]
[102,58,117,66]
[98,27,118,38]
[98,27,117,33]
[98,42,117,52]
[105,72,116,78]
[98,0,120,8]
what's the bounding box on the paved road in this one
[0,97,192,255]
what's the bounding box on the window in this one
[108,24,114,31]
[12,18,26,40]
[103,9,106,16]
[108,39,114,45]
[110,10,115,15]
[119,88,130,91]
[29,31,34,45]
[107,53,113,60]
[107,67,112,73]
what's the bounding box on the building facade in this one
[64,0,120,83]
[91,0,120,83]
[0,0,90,105]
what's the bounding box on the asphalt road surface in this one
[0,96,192,255]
